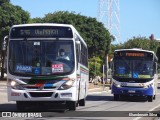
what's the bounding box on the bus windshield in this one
[113,59,154,79]
[9,40,74,76]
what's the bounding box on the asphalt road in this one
[0,82,160,120]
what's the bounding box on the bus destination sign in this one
[125,52,145,57]
[20,29,59,36]
[115,51,153,58]
[10,26,73,38]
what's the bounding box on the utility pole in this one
[93,56,96,77]
[106,55,108,84]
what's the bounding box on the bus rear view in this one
[111,49,158,102]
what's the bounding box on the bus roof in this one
[114,48,158,61]
[115,48,152,53]
[11,23,73,28]
[10,23,87,47]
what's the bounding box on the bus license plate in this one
[128,90,135,93]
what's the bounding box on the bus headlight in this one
[11,81,16,87]
[143,85,148,89]
[58,80,74,90]
[113,82,121,88]
[143,83,153,89]
[116,84,121,88]
[9,80,24,90]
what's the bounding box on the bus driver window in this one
[56,49,70,60]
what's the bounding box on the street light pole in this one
[106,54,108,85]
[94,56,96,77]
[103,64,105,90]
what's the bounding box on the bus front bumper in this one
[7,87,77,102]
[111,84,154,96]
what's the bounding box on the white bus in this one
[4,23,89,111]
[111,48,158,102]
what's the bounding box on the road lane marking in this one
[0,86,7,91]
[88,91,107,95]
[89,88,102,91]
[133,102,160,120]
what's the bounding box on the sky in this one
[10,0,160,44]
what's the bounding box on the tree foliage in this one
[89,56,103,77]
[0,2,30,50]
[121,37,159,53]
[0,0,10,5]
[31,17,43,23]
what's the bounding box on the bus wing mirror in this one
[76,40,81,51]
[76,41,81,47]
[2,36,8,51]
[76,41,81,63]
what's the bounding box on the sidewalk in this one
[88,83,109,92]
[0,80,7,86]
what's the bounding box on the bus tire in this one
[114,94,119,101]
[153,95,156,100]
[148,96,153,102]
[16,101,25,111]
[79,98,86,106]
[1,68,4,79]
[67,101,76,111]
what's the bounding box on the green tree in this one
[0,1,30,78]
[0,0,10,5]
[88,56,102,78]
[0,2,30,50]
[31,17,43,23]
[123,36,159,53]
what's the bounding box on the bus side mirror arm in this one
[2,36,9,51]
[76,41,81,48]
[76,41,81,63]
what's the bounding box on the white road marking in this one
[133,103,160,120]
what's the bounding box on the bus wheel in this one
[153,95,156,100]
[114,94,119,101]
[79,98,86,106]
[16,101,25,111]
[67,101,76,111]
[148,96,153,102]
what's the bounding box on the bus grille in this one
[24,86,56,90]
[29,92,53,97]
[121,86,144,88]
